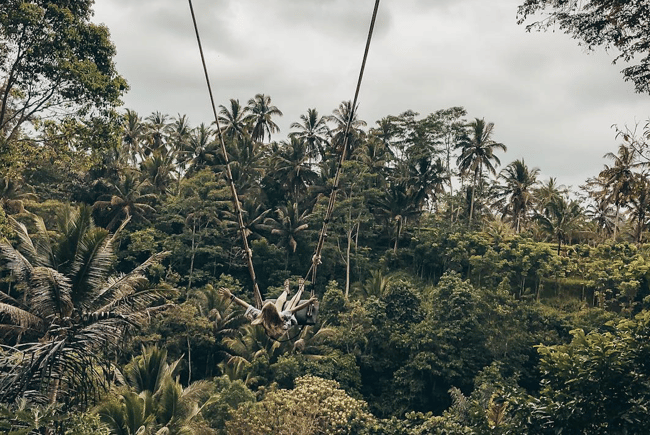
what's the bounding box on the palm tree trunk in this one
[393,217,402,254]
[345,227,352,299]
[187,334,192,384]
[613,204,620,240]
[187,219,196,291]
[468,183,476,226]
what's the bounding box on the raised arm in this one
[219,288,252,310]
[289,296,318,314]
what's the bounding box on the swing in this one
[188,0,381,330]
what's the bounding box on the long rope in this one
[188,0,263,309]
[305,0,381,293]
[188,0,381,307]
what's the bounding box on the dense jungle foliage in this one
[2,0,650,434]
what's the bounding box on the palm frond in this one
[70,227,114,307]
[88,251,169,311]
[28,267,73,321]
[0,240,34,281]
[0,303,42,330]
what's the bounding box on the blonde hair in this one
[251,302,285,338]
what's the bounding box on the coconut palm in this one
[182,123,218,176]
[627,175,650,243]
[271,137,319,203]
[370,181,422,253]
[534,195,583,254]
[326,101,367,158]
[226,135,268,196]
[264,202,310,269]
[534,177,567,212]
[599,144,645,239]
[219,324,287,386]
[456,118,507,225]
[97,346,215,435]
[92,173,157,230]
[0,205,169,406]
[140,151,176,196]
[492,159,540,233]
[289,108,330,162]
[218,99,250,141]
[405,155,447,211]
[244,94,283,143]
[122,109,145,166]
[168,114,193,174]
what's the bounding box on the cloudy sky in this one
[92,0,648,190]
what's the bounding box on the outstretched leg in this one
[287,279,305,311]
[275,279,290,312]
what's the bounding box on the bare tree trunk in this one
[613,204,620,240]
[393,217,402,254]
[187,334,192,384]
[345,227,352,299]
[187,219,196,291]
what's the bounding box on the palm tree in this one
[492,159,540,233]
[244,94,283,143]
[168,114,193,174]
[140,152,176,196]
[456,118,507,225]
[627,175,650,243]
[97,346,214,435]
[264,202,310,269]
[404,155,447,211]
[122,109,145,166]
[92,173,157,230]
[326,101,367,158]
[218,99,250,141]
[289,108,330,162]
[599,144,645,239]
[534,195,583,254]
[370,181,422,253]
[0,206,169,405]
[219,324,287,386]
[226,135,268,196]
[182,123,218,175]
[535,177,567,212]
[271,137,319,203]
[143,112,170,157]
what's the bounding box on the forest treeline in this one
[2,1,650,434]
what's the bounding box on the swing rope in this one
[188,0,263,309]
[188,0,381,309]
[305,0,381,296]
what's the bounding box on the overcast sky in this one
[92,0,648,190]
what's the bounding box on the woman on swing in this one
[219,280,317,339]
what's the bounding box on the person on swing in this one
[219,280,317,339]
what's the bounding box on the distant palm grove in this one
[2,1,650,434]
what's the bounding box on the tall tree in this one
[326,101,367,158]
[271,137,319,203]
[219,98,249,141]
[244,94,283,143]
[456,118,507,226]
[492,159,540,233]
[0,0,127,142]
[0,206,168,405]
[599,144,644,239]
[535,195,583,254]
[122,109,145,167]
[289,108,330,162]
